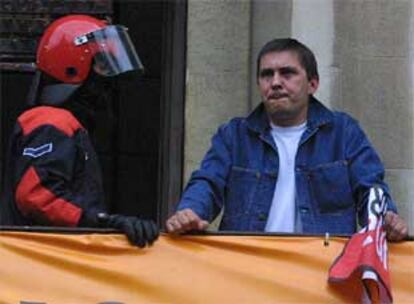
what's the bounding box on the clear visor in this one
[86,25,144,77]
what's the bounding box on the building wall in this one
[184,0,251,181]
[185,0,413,232]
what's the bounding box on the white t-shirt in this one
[265,121,307,233]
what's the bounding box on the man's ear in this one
[308,78,319,95]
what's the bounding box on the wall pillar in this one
[185,0,251,181]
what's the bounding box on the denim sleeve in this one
[345,116,398,227]
[176,122,234,221]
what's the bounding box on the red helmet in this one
[36,15,144,84]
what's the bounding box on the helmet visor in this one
[87,25,144,77]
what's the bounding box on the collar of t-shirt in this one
[270,121,307,134]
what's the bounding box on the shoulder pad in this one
[18,106,84,136]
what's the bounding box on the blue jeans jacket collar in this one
[245,96,333,135]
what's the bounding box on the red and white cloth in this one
[329,186,392,303]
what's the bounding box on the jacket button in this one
[258,213,267,221]
[256,172,261,179]
[300,207,309,214]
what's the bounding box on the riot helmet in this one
[30,14,144,105]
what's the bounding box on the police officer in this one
[0,15,159,248]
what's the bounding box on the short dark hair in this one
[256,38,319,81]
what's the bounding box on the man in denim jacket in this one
[166,38,408,241]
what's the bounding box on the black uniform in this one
[1,105,106,226]
[0,14,159,247]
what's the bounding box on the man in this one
[166,38,408,241]
[0,15,159,248]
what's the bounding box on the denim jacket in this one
[177,97,397,234]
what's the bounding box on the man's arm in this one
[166,122,234,233]
[345,117,408,241]
[14,125,84,226]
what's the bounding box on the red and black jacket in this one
[0,106,107,226]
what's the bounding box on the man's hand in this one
[104,214,159,248]
[80,211,159,248]
[166,209,209,234]
[384,211,408,242]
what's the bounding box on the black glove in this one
[102,214,159,248]
[80,211,159,248]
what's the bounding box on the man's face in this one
[257,50,319,126]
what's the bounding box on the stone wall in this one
[185,0,251,181]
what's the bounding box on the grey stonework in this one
[185,0,251,182]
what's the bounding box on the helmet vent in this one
[66,67,78,77]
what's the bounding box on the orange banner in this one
[0,231,412,303]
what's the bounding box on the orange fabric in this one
[0,232,412,303]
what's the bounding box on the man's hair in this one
[256,38,319,81]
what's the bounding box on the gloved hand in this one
[94,213,159,248]
[79,211,159,248]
